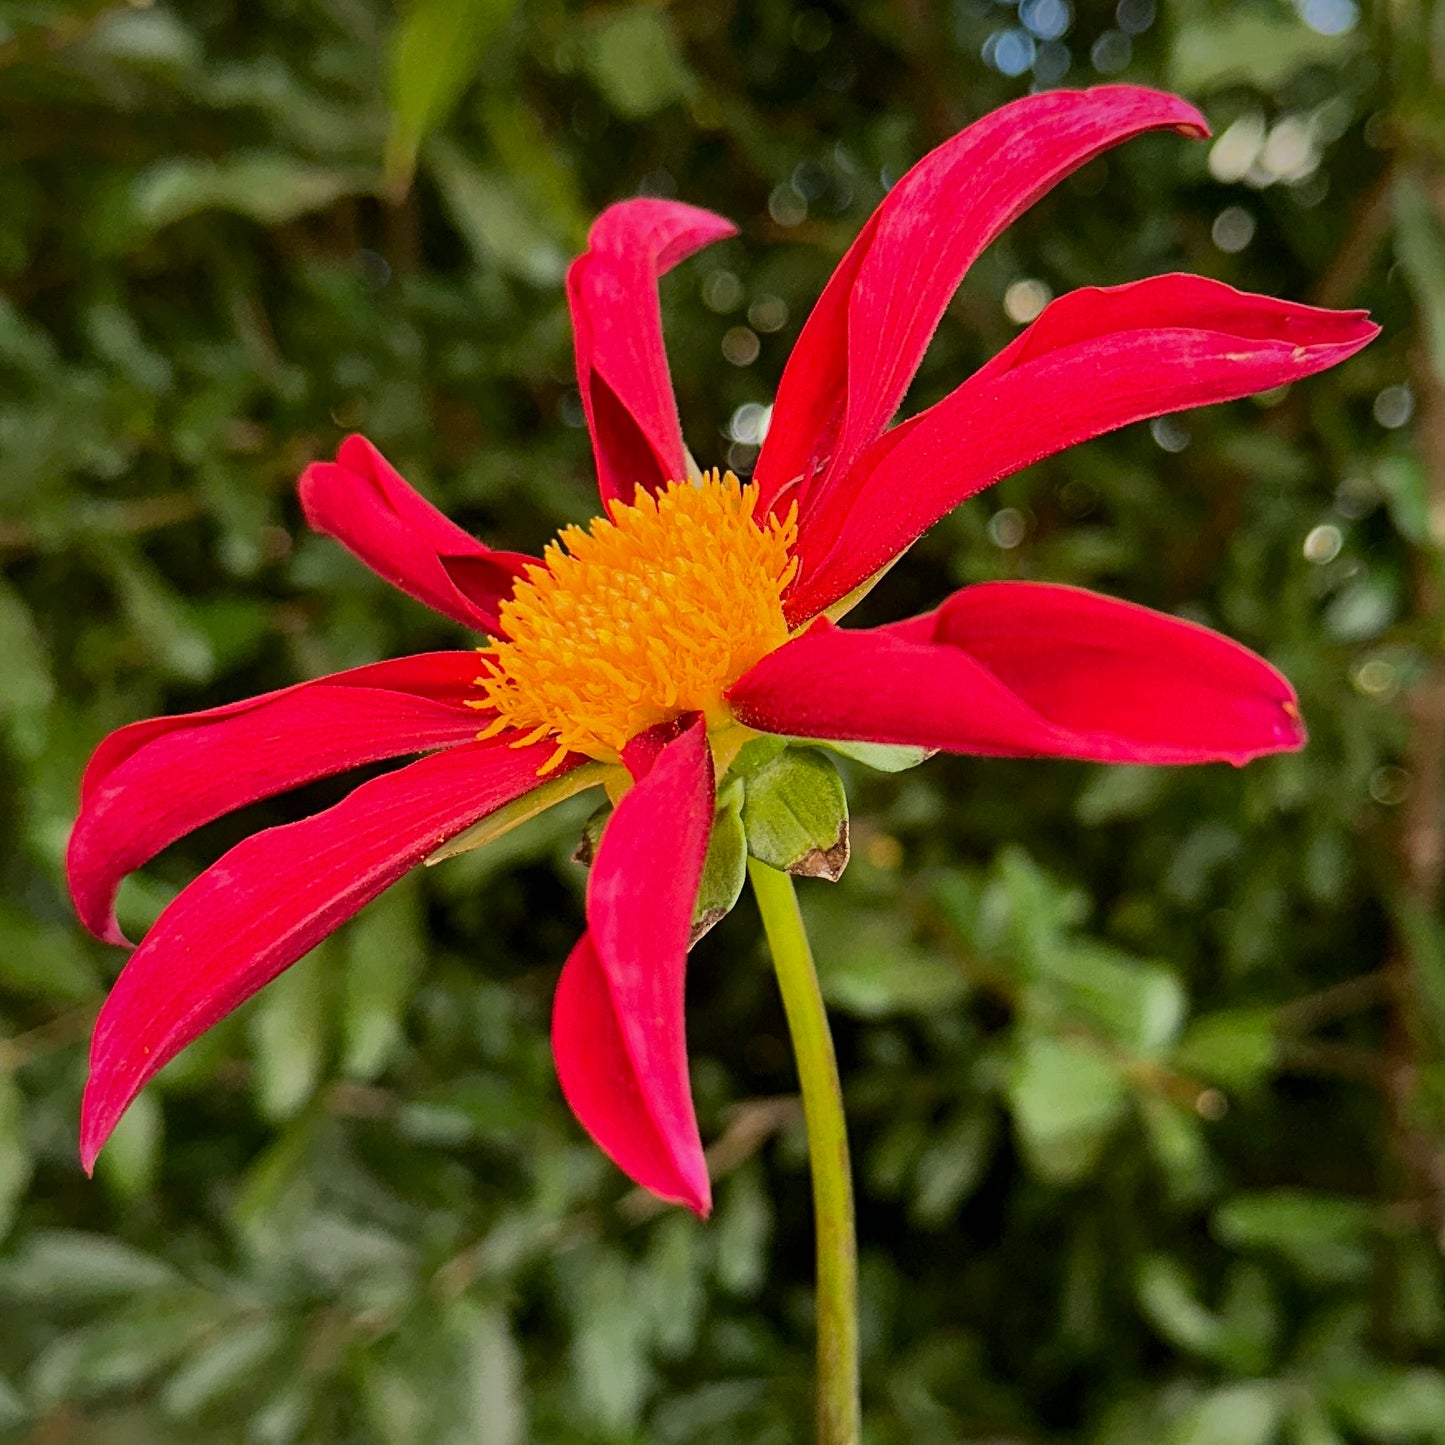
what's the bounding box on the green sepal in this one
[571,802,611,867]
[739,745,849,881]
[571,786,748,945]
[728,733,788,778]
[808,737,935,774]
[691,786,747,946]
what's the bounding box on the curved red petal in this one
[81,736,565,1171]
[69,653,486,946]
[551,713,714,1214]
[299,435,536,634]
[755,85,1208,522]
[78,651,481,808]
[568,201,737,507]
[786,278,1378,621]
[553,933,709,1213]
[729,585,1305,766]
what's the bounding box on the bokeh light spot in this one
[1302,524,1342,565]
[1373,384,1414,430]
[1004,278,1052,324]
[1211,206,1256,253]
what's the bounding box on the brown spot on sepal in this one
[689,908,729,949]
[572,803,611,867]
[784,818,849,882]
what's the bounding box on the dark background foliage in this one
[1,0,1441,1440]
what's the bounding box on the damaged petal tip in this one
[1281,698,1308,749]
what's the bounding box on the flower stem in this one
[747,858,859,1445]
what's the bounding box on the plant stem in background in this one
[748,858,860,1445]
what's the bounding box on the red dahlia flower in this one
[69,86,1375,1217]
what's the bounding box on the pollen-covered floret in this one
[475,471,797,769]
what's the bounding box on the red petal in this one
[81,737,565,1171]
[785,278,1378,621]
[754,85,1208,521]
[567,201,737,507]
[551,714,714,1214]
[553,935,705,1212]
[729,583,1306,766]
[69,653,486,946]
[299,435,536,634]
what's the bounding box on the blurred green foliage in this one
[1,0,1442,1441]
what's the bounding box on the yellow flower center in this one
[476,471,797,770]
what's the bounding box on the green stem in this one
[748,858,860,1445]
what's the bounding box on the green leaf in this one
[0,1230,180,1303]
[807,901,968,1019]
[1326,1367,1445,1440]
[1372,456,1432,548]
[30,1292,224,1406]
[162,1316,289,1419]
[1007,1037,1128,1185]
[1135,1254,1226,1360]
[248,942,329,1121]
[1286,1401,1348,1445]
[740,746,849,880]
[1036,941,1186,1055]
[908,1106,997,1228]
[641,1214,706,1359]
[0,581,53,758]
[94,544,216,683]
[1135,1256,1276,1374]
[712,1165,773,1298]
[95,1089,163,1201]
[0,1077,31,1247]
[429,138,568,286]
[584,8,691,120]
[1322,574,1399,642]
[1075,765,1167,824]
[1166,1382,1284,1445]
[117,153,367,243]
[386,0,521,196]
[0,906,99,1002]
[230,1117,321,1259]
[446,1301,526,1445]
[564,1251,652,1433]
[1173,1008,1279,1093]
[397,1075,530,1148]
[1385,892,1445,1049]
[0,1372,23,1433]
[1139,1096,1214,1206]
[1395,177,1445,386]
[1169,14,1359,92]
[342,880,424,1082]
[1214,1190,1375,1284]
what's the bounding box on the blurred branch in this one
[1383,326,1445,1229]
[1313,162,1396,310]
[1275,971,1392,1032]
[0,0,133,71]
[0,493,202,556]
[432,1094,803,1299]
[0,497,203,557]
[1277,1039,1388,1084]
[0,1006,94,1074]
[617,1093,803,1224]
